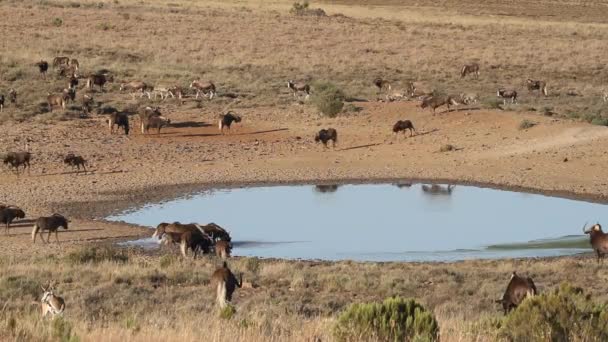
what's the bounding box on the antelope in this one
[143,115,171,135]
[63,153,87,172]
[497,89,518,105]
[373,78,391,93]
[315,128,337,148]
[62,88,76,103]
[8,89,16,104]
[582,222,608,263]
[287,80,310,99]
[460,62,480,79]
[201,222,232,242]
[420,95,459,115]
[211,262,243,308]
[392,120,416,137]
[47,93,66,111]
[138,106,162,133]
[219,111,241,134]
[496,272,537,314]
[120,81,153,99]
[68,58,79,71]
[189,80,216,99]
[526,79,548,96]
[40,283,65,318]
[152,222,214,258]
[459,93,478,105]
[82,95,94,114]
[52,56,70,68]
[0,94,3,112]
[215,240,232,259]
[32,214,69,243]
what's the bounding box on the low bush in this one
[310,81,345,117]
[67,247,128,264]
[518,119,537,130]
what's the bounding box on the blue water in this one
[109,184,600,262]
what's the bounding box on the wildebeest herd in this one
[1,56,606,316]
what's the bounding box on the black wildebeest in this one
[497,89,518,105]
[496,272,537,314]
[36,60,49,78]
[211,261,243,308]
[315,128,338,148]
[460,62,480,79]
[219,111,241,134]
[86,73,113,92]
[69,75,79,90]
[201,222,232,242]
[63,153,87,172]
[143,115,171,135]
[420,95,459,115]
[526,79,548,96]
[3,151,31,173]
[107,112,130,135]
[392,120,416,137]
[0,207,26,235]
[32,214,69,243]
[582,222,608,263]
[62,88,76,103]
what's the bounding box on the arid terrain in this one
[1,0,608,341]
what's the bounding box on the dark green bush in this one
[518,119,536,130]
[310,81,345,117]
[499,283,608,342]
[334,297,439,342]
[52,18,63,27]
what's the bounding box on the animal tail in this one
[180,239,188,257]
[460,66,466,77]
[216,280,227,308]
[31,224,38,241]
[542,85,548,96]
[218,119,223,132]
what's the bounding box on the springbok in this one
[287,80,310,99]
[120,81,153,99]
[190,80,216,99]
[40,283,65,318]
[211,262,243,308]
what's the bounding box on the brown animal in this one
[583,223,608,263]
[120,81,153,99]
[215,240,232,259]
[210,262,243,308]
[526,79,548,96]
[420,95,459,114]
[315,128,338,148]
[496,272,537,314]
[219,112,241,134]
[287,80,310,99]
[63,153,87,172]
[107,112,130,135]
[138,106,162,133]
[0,207,26,235]
[0,94,3,113]
[497,89,518,105]
[392,120,415,137]
[3,151,31,173]
[52,56,70,68]
[32,214,69,243]
[82,95,94,114]
[47,93,66,111]
[40,283,65,318]
[8,89,17,104]
[68,58,79,71]
[460,62,480,79]
[152,222,213,257]
[62,88,76,103]
[86,73,113,91]
[373,78,391,93]
[143,115,171,135]
[190,80,216,99]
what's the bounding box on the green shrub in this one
[52,317,80,342]
[310,81,345,117]
[67,247,128,264]
[219,305,237,320]
[591,117,608,126]
[333,297,439,342]
[52,18,63,27]
[499,283,608,342]
[518,119,536,130]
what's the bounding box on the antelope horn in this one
[582,221,589,234]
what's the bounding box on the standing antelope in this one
[40,284,65,318]
[373,78,391,93]
[215,240,232,259]
[190,80,216,99]
[582,222,608,263]
[497,89,518,105]
[120,81,153,99]
[460,62,480,79]
[211,262,243,308]
[287,80,310,99]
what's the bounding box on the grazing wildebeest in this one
[315,128,338,148]
[373,78,391,93]
[0,207,26,235]
[47,93,66,112]
[460,62,480,79]
[143,115,171,135]
[31,214,69,243]
[36,60,49,78]
[63,153,87,172]
[215,240,232,259]
[287,80,310,99]
[152,222,213,258]
[120,81,153,99]
[392,120,416,137]
[526,79,548,96]
[107,112,130,135]
[496,272,537,314]
[219,111,241,134]
[40,283,65,318]
[86,73,113,92]
[3,151,31,173]
[420,95,459,114]
[582,222,608,263]
[211,262,243,308]
[497,88,518,105]
[62,88,76,103]
[52,56,70,68]
[189,80,216,99]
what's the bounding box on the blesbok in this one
[86,73,113,92]
[138,106,162,133]
[190,80,216,99]
[152,222,214,258]
[215,240,232,259]
[315,128,338,148]
[152,86,174,100]
[40,283,65,318]
[8,89,16,104]
[219,111,241,134]
[107,112,130,135]
[56,64,78,79]
[63,153,87,172]
[422,184,455,195]
[497,88,518,105]
[526,79,547,96]
[287,80,310,99]
[52,56,70,68]
[392,120,416,137]
[120,81,153,99]
[496,272,537,314]
[211,262,243,308]
[32,214,69,243]
[3,151,31,173]
[420,95,459,114]
[373,78,391,93]
[582,222,608,263]
[0,206,26,235]
[47,93,66,112]
[460,62,480,79]
[36,60,49,78]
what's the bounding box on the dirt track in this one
[1,99,608,253]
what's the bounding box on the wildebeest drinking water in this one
[315,128,338,148]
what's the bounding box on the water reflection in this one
[421,184,455,195]
[314,184,340,193]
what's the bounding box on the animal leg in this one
[47,230,52,242]
[39,230,47,244]
[55,230,60,243]
[5,223,9,235]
